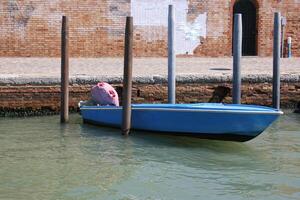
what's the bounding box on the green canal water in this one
[0,113,300,200]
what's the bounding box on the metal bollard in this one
[281,16,286,58]
[272,12,281,110]
[233,14,242,104]
[168,5,176,104]
[287,37,292,58]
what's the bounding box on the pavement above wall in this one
[0,57,299,85]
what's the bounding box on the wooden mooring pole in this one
[168,5,176,104]
[273,12,281,110]
[60,16,69,123]
[233,13,242,104]
[122,16,133,136]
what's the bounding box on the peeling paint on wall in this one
[0,1,35,39]
[7,0,35,27]
[32,0,63,28]
[0,0,299,57]
[131,0,207,54]
[106,0,130,38]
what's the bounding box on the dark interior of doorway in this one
[233,0,257,56]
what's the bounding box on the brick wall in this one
[0,82,299,117]
[0,0,299,57]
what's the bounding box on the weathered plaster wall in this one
[131,0,207,55]
[0,0,299,57]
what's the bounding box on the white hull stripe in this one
[80,107,283,115]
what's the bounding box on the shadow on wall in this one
[294,102,300,114]
[209,86,231,103]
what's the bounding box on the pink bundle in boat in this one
[91,82,119,106]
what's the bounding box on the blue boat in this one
[79,103,283,142]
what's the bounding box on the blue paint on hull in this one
[80,103,283,142]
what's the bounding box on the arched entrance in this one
[233,0,257,56]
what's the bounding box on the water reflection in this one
[0,113,299,200]
[80,123,277,171]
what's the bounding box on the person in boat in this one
[80,82,119,107]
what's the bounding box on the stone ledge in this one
[0,74,299,85]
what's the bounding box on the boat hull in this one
[80,103,283,142]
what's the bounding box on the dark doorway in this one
[233,0,257,56]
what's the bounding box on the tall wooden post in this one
[122,17,133,136]
[168,5,176,104]
[61,16,69,123]
[272,12,281,109]
[233,14,242,104]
